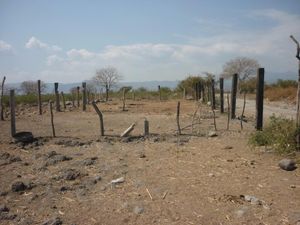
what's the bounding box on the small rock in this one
[41,217,63,225]
[0,205,9,212]
[138,152,146,158]
[57,169,81,181]
[243,195,261,205]
[94,176,102,181]
[279,159,297,171]
[133,206,144,214]
[208,131,217,137]
[11,181,27,192]
[224,146,233,150]
[82,157,98,166]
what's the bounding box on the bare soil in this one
[0,99,299,225]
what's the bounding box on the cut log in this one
[120,123,135,137]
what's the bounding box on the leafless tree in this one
[221,57,260,82]
[20,80,47,95]
[92,66,122,101]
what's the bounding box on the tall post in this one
[201,84,205,103]
[144,119,149,136]
[82,82,87,111]
[0,76,6,120]
[256,68,264,130]
[37,80,42,115]
[290,35,300,150]
[76,86,80,107]
[220,77,224,113]
[198,82,202,100]
[54,82,60,112]
[183,88,186,100]
[61,91,66,109]
[10,89,16,137]
[158,85,161,101]
[122,88,126,111]
[49,101,55,137]
[195,83,199,101]
[231,74,238,119]
[211,79,216,110]
[176,101,181,135]
[92,101,104,136]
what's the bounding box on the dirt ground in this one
[0,99,299,225]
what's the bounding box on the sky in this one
[0,0,300,83]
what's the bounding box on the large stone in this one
[11,181,27,192]
[279,159,297,171]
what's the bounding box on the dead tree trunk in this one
[49,101,55,137]
[176,101,181,135]
[105,84,109,102]
[37,80,42,115]
[54,82,60,112]
[0,76,6,120]
[92,101,104,136]
[10,89,16,137]
[220,77,224,113]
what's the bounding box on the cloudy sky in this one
[0,0,300,83]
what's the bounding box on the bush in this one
[249,115,298,154]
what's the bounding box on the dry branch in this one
[120,123,135,137]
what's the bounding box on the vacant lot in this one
[0,99,299,225]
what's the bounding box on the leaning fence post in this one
[211,79,216,110]
[10,89,16,137]
[54,82,60,112]
[82,82,87,111]
[37,80,42,115]
[61,91,66,109]
[49,100,55,137]
[92,101,104,136]
[220,77,224,113]
[1,76,6,120]
[256,68,264,130]
[231,74,238,119]
[176,101,181,135]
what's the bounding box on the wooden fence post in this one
[61,91,66,109]
[122,88,126,111]
[176,101,181,135]
[158,85,161,101]
[201,84,205,103]
[144,119,149,136]
[211,79,216,110]
[49,100,55,137]
[92,101,104,136]
[198,82,202,100]
[231,74,238,119]
[183,88,186,100]
[54,82,60,112]
[37,80,42,115]
[0,76,6,120]
[10,89,16,137]
[220,77,224,113]
[195,83,199,101]
[82,82,87,111]
[256,68,264,130]
[76,86,80,107]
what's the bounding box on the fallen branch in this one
[120,123,135,137]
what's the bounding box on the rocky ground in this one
[0,99,299,225]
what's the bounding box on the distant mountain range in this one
[5,71,298,94]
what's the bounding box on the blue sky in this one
[0,0,300,83]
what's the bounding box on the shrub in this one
[249,115,298,154]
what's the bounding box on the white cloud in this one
[0,40,12,52]
[67,49,96,59]
[38,9,300,82]
[25,36,62,51]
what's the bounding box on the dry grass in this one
[265,86,297,102]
